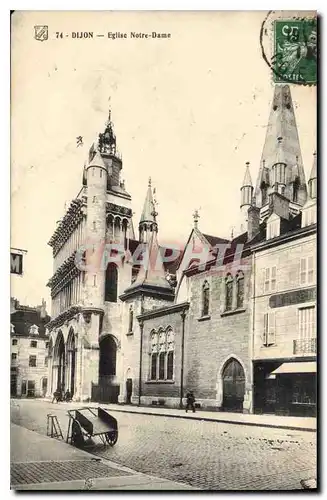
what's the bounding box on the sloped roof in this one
[11,305,50,338]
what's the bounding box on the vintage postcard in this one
[10,10,317,491]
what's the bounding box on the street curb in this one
[107,407,316,433]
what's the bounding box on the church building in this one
[46,84,316,416]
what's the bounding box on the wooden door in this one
[222,359,245,412]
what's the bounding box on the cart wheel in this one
[71,420,85,449]
[105,431,118,446]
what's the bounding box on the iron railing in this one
[293,338,316,355]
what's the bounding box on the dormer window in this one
[29,325,39,335]
[266,215,280,240]
[302,205,317,228]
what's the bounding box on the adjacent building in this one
[10,299,50,398]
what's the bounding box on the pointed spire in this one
[193,209,200,229]
[98,104,117,155]
[309,151,317,181]
[242,162,253,187]
[254,85,307,206]
[140,179,156,224]
[88,150,106,169]
[131,231,172,291]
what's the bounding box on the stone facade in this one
[45,84,317,417]
[11,301,50,398]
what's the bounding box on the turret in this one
[308,151,317,199]
[240,161,254,222]
[139,178,158,243]
[84,148,107,308]
[271,137,287,195]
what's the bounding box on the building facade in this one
[10,299,50,398]
[46,84,317,416]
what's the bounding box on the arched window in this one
[166,329,175,380]
[236,271,245,309]
[202,280,210,317]
[225,274,233,311]
[158,330,166,380]
[150,331,158,380]
[128,306,134,333]
[105,263,118,302]
[149,328,174,381]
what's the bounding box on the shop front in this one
[253,360,316,417]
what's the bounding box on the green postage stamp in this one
[273,18,317,84]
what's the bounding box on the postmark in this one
[260,11,317,86]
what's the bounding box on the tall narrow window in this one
[128,306,133,333]
[300,256,315,285]
[151,354,157,380]
[263,312,276,346]
[202,280,210,316]
[236,271,245,309]
[158,330,166,380]
[271,266,277,291]
[225,274,233,311]
[159,353,165,380]
[105,263,118,302]
[166,329,175,380]
[150,331,158,380]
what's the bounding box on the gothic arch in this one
[216,354,248,409]
[66,327,76,396]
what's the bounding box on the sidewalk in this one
[10,423,196,491]
[42,400,315,432]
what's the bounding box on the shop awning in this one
[271,362,316,375]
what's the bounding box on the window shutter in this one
[307,256,314,284]
[271,266,277,291]
[267,312,276,345]
[264,268,270,293]
[300,258,307,284]
[263,313,268,345]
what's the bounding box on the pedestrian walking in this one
[185,390,196,413]
[52,390,62,403]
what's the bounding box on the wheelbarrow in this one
[66,407,118,449]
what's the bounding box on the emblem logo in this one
[34,25,48,42]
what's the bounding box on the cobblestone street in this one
[11,399,316,491]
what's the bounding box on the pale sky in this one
[11,11,316,308]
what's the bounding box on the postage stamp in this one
[272,18,317,84]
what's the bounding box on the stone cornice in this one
[47,251,82,297]
[250,224,316,253]
[48,198,85,256]
[106,202,132,218]
[120,283,175,303]
[137,301,190,321]
[47,306,104,331]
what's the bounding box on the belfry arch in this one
[98,335,119,403]
[53,331,65,393]
[66,328,76,396]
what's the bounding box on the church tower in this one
[139,178,158,243]
[254,85,307,219]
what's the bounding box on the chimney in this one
[39,299,47,319]
[247,206,260,241]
